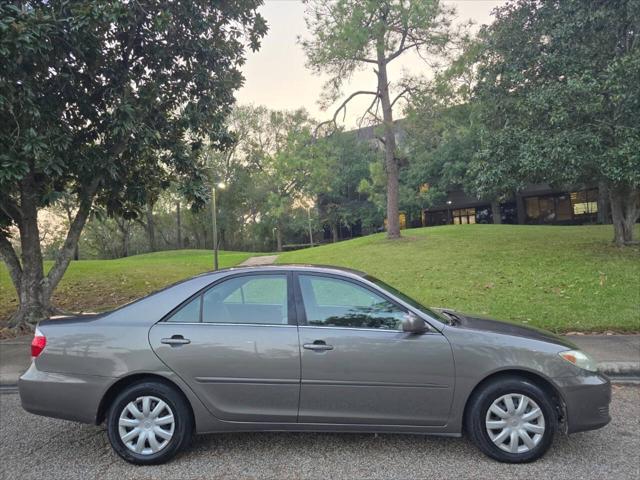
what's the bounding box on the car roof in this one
[198,264,368,279]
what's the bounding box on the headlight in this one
[558,349,598,372]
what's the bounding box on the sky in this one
[237,0,506,128]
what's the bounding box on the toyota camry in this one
[19,265,610,465]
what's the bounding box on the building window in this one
[500,202,518,224]
[525,189,598,224]
[452,208,476,225]
[571,190,598,216]
[424,210,448,226]
[475,206,492,224]
[525,197,540,220]
[556,195,573,221]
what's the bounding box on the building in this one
[423,184,603,226]
[346,123,614,229]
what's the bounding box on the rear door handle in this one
[161,335,191,346]
[303,341,334,351]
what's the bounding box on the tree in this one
[311,131,382,241]
[200,106,318,252]
[469,0,640,245]
[403,84,480,213]
[255,110,317,251]
[0,1,267,326]
[301,0,458,238]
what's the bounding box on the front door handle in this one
[303,340,334,351]
[161,335,191,346]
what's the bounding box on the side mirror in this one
[402,312,428,334]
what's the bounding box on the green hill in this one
[0,250,254,323]
[1,225,638,332]
[278,224,640,333]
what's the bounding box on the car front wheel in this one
[466,376,557,463]
[106,380,192,465]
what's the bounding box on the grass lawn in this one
[0,249,255,323]
[1,225,638,332]
[278,224,640,333]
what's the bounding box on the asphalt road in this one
[1,385,638,480]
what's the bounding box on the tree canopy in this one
[470,0,640,244]
[0,0,267,325]
[405,0,639,244]
[301,0,458,239]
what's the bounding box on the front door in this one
[295,273,454,426]
[150,272,300,423]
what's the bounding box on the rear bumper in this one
[555,372,611,434]
[18,363,111,424]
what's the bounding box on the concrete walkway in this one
[1,333,638,386]
[239,255,279,266]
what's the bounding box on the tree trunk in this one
[516,193,526,224]
[491,201,502,224]
[176,201,182,249]
[332,221,339,243]
[14,175,48,325]
[609,185,639,246]
[63,205,80,260]
[377,49,401,239]
[597,182,611,225]
[146,201,156,251]
[116,218,130,258]
[276,227,283,252]
[1,177,98,327]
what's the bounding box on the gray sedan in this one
[19,265,610,465]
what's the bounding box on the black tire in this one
[106,380,193,465]
[465,376,557,463]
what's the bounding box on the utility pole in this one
[212,182,226,270]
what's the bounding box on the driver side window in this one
[298,275,406,330]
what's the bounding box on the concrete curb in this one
[598,362,640,377]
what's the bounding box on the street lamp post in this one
[306,207,314,247]
[446,200,453,225]
[212,181,226,270]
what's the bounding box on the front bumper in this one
[555,372,611,434]
[19,363,111,424]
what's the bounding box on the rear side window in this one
[166,296,201,323]
[165,275,288,324]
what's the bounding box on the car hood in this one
[438,309,577,350]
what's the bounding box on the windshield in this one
[364,275,450,324]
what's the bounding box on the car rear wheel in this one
[106,381,192,465]
[465,376,557,463]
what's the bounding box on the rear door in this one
[149,272,300,423]
[295,273,454,426]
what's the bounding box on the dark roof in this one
[346,119,407,144]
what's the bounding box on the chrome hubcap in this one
[118,396,175,455]
[485,393,545,454]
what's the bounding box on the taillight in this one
[31,328,46,358]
